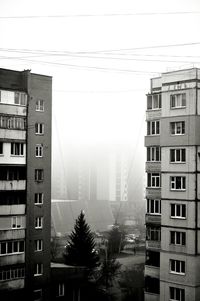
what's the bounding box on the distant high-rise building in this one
[145,68,200,301]
[0,68,52,300]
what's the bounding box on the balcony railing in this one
[0,205,25,215]
[0,229,25,241]
[146,188,161,199]
[145,162,161,172]
[146,240,161,250]
[0,180,26,190]
[144,292,160,301]
[145,265,160,278]
[145,214,161,225]
[0,253,25,267]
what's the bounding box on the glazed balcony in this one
[145,214,161,225]
[0,180,26,190]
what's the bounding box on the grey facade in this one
[145,68,200,301]
[0,68,52,300]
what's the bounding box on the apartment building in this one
[144,68,200,301]
[0,68,52,300]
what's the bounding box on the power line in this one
[0,11,200,19]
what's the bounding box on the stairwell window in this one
[147,121,160,135]
[57,283,65,297]
[35,169,44,182]
[0,142,3,155]
[170,231,186,246]
[147,173,160,188]
[170,176,186,190]
[36,99,44,112]
[170,93,186,109]
[34,263,43,276]
[171,204,186,219]
[35,123,44,135]
[35,217,43,229]
[33,289,42,301]
[34,240,43,252]
[170,149,186,163]
[170,121,185,135]
[35,144,43,157]
[35,193,44,205]
[170,259,185,275]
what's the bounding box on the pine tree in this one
[64,211,99,272]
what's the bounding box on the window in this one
[0,266,25,282]
[11,143,24,156]
[11,216,23,229]
[35,217,43,229]
[0,240,24,255]
[171,204,186,219]
[36,100,44,111]
[147,199,161,214]
[35,144,43,157]
[35,193,44,205]
[170,259,185,275]
[14,92,27,106]
[35,123,44,135]
[170,93,186,109]
[146,227,161,241]
[170,149,186,163]
[147,121,160,135]
[170,121,185,135]
[33,289,42,301]
[147,173,160,188]
[35,169,44,182]
[0,142,3,155]
[57,283,65,297]
[147,146,161,162]
[34,240,43,252]
[170,231,186,246]
[147,94,161,110]
[170,287,185,301]
[34,263,43,276]
[170,176,186,190]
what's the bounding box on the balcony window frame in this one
[147,94,161,110]
[147,146,161,162]
[147,173,161,188]
[147,120,160,136]
[147,199,161,215]
[11,142,24,156]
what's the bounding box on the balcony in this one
[144,292,160,301]
[0,278,24,290]
[145,135,160,147]
[0,229,25,241]
[146,188,161,199]
[145,214,161,225]
[0,205,25,215]
[0,129,26,141]
[146,162,161,172]
[0,253,25,266]
[146,240,161,250]
[145,265,160,278]
[0,103,27,116]
[146,109,161,121]
[0,180,26,191]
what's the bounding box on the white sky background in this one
[1,0,200,172]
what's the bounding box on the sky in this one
[1,0,200,194]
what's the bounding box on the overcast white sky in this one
[1,0,200,163]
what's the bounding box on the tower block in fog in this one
[145,68,200,301]
[0,68,52,300]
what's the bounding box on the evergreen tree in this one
[64,211,99,273]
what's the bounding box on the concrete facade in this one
[0,68,52,300]
[145,68,200,301]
